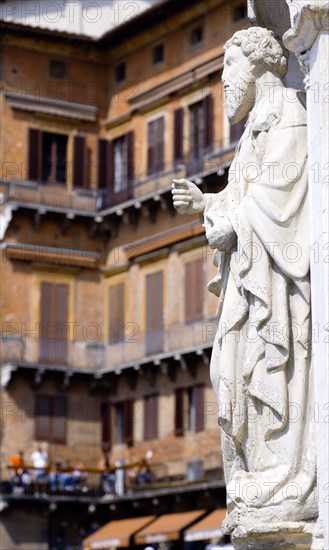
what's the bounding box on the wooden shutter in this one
[28,128,43,182]
[156,116,164,172]
[147,120,155,175]
[127,131,135,185]
[185,258,203,322]
[175,388,184,437]
[146,271,163,355]
[123,399,133,447]
[98,139,114,190]
[39,282,68,364]
[148,118,164,175]
[35,395,50,440]
[39,282,52,363]
[52,396,67,443]
[55,283,68,363]
[144,394,158,440]
[101,402,112,446]
[73,135,87,188]
[203,95,214,150]
[173,108,184,162]
[194,385,204,432]
[109,283,125,344]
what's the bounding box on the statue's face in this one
[222,45,256,124]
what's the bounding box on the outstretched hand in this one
[171,179,206,215]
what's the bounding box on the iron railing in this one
[0,141,237,213]
[0,318,216,372]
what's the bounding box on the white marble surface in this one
[173,29,318,543]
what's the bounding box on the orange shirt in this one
[10,454,24,470]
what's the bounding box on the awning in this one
[184,509,226,542]
[134,510,206,545]
[83,516,155,549]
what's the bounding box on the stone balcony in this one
[0,142,235,217]
[0,318,215,375]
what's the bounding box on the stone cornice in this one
[128,54,223,113]
[4,243,100,268]
[5,91,97,122]
[284,2,329,54]
[123,220,205,259]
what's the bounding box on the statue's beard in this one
[225,74,255,124]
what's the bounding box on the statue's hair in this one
[225,27,288,77]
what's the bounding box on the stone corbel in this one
[34,367,45,386]
[284,2,329,84]
[0,364,17,388]
[61,370,74,390]
[0,203,16,241]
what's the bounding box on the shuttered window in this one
[98,132,134,207]
[175,385,204,436]
[173,107,184,163]
[187,96,213,175]
[102,400,134,446]
[39,282,68,365]
[28,129,69,184]
[145,271,163,355]
[35,395,67,443]
[147,117,164,175]
[109,283,125,344]
[185,257,203,322]
[230,114,248,145]
[189,96,213,159]
[144,394,159,440]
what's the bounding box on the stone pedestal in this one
[223,510,324,550]
[231,522,323,550]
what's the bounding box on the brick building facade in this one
[0,1,248,548]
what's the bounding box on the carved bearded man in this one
[172,28,317,526]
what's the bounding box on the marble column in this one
[284,5,329,548]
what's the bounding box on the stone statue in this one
[172,27,317,533]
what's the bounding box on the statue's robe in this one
[204,87,317,521]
